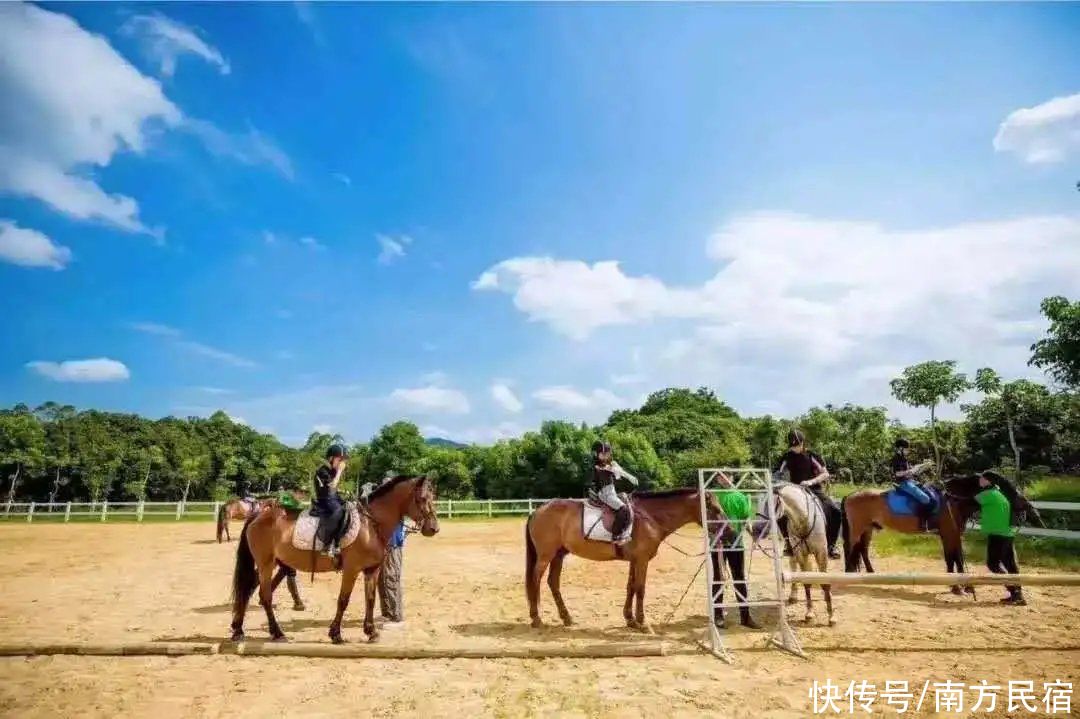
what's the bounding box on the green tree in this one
[890,361,970,478]
[417,447,473,499]
[602,427,674,489]
[1029,296,1080,388]
[365,422,426,481]
[966,374,1060,479]
[0,410,46,506]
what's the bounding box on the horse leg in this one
[787,552,799,604]
[547,549,573,626]
[624,563,636,628]
[859,530,875,573]
[844,516,866,572]
[363,566,380,642]
[257,563,286,641]
[328,564,361,644]
[633,561,652,634]
[816,549,834,626]
[799,553,814,623]
[530,552,552,629]
[271,564,304,610]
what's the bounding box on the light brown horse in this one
[841,474,1041,594]
[230,476,438,643]
[525,488,732,633]
[217,497,260,543]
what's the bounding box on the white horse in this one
[758,482,835,625]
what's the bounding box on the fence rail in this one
[2,498,1078,538]
[0,498,556,523]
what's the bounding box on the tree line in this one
[2,296,1077,503]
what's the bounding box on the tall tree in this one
[0,411,46,506]
[1029,296,1080,388]
[365,422,426,482]
[890,361,970,478]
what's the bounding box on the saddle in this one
[582,492,633,543]
[292,503,362,552]
[886,485,942,521]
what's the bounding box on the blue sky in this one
[1,2,1078,445]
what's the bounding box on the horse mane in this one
[369,475,421,501]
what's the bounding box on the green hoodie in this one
[975,487,1015,538]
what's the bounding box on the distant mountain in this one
[425,437,467,449]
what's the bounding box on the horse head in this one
[407,476,440,536]
[944,472,1045,528]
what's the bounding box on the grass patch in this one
[863,531,1080,571]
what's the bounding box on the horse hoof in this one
[560,617,574,627]
[827,617,836,627]
[330,634,345,645]
[950,586,964,596]
[530,618,543,629]
[271,633,287,642]
[229,631,244,642]
[637,624,654,635]
[803,615,815,624]
[293,603,306,611]
[786,597,799,606]
[368,633,380,643]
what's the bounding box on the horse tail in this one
[840,495,851,571]
[231,515,259,613]
[216,501,229,543]
[524,514,539,607]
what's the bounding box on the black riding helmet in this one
[894,437,910,449]
[325,443,349,460]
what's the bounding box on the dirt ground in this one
[0,519,1077,718]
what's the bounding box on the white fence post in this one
[448,499,453,520]
[488,499,493,518]
[175,501,183,520]
[212,501,220,523]
[101,501,108,522]
[64,502,71,522]
[137,499,145,523]
[27,501,35,523]
[528,498,534,513]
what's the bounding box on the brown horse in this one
[525,488,732,633]
[230,476,438,644]
[841,474,1042,593]
[217,497,260,543]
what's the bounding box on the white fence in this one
[1,498,1077,537]
[0,498,555,523]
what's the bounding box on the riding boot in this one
[739,607,761,629]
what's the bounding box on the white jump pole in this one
[786,571,1080,587]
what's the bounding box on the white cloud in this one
[420,422,525,445]
[491,382,523,413]
[263,231,278,245]
[175,340,257,368]
[183,119,294,180]
[121,13,230,78]
[298,235,326,251]
[195,386,233,395]
[332,172,351,186]
[532,386,623,413]
[294,2,325,46]
[312,423,334,434]
[610,373,647,386]
[0,3,180,233]
[377,234,412,265]
[0,220,71,270]
[26,358,130,383]
[476,214,1080,369]
[129,321,182,337]
[389,385,470,415]
[994,92,1080,164]
[130,321,257,368]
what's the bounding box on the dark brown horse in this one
[230,476,438,643]
[217,497,260,543]
[525,488,732,633]
[841,474,1042,593]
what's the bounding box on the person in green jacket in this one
[710,472,760,628]
[976,471,1025,606]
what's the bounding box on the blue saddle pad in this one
[885,486,940,516]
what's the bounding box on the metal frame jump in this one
[697,467,804,663]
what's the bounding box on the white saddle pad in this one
[582,501,633,542]
[292,504,362,552]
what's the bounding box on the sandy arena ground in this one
[0,519,1077,718]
